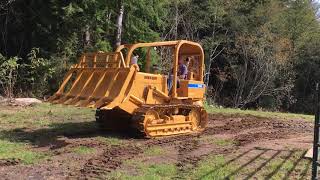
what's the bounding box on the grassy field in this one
[205,104,314,121]
[0,103,313,179]
[0,103,95,164]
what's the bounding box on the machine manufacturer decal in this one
[144,76,158,80]
[188,84,205,88]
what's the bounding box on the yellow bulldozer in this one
[48,40,208,137]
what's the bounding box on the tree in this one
[115,0,124,48]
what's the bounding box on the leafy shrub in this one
[0,54,19,98]
[18,48,55,97]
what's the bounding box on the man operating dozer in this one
[167,57,190,93]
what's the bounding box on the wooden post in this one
[93,54,97,68]
[312,83,320,180]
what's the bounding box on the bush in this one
[0,54,19,98]
[17,48,55,97]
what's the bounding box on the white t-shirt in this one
[131,56,138,65]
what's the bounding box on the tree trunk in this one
[84,25,90,47]
[174,1,178,40]
[115,1,124,48]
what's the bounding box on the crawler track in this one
[132,104,208,137]
[95,104,208,137]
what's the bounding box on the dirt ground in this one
[0,104,314,179]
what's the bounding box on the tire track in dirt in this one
[70,135,195,178]
[71,145,142,179]
[144,134,208,175]
[0,159,20,166]
[175,138,202,177]
[70,115,313,179]
[174,137,235,177]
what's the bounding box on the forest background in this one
[0,0,319,114]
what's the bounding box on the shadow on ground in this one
[200,147,311,179]
[0,121,137,149]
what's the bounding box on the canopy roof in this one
[115,40,204,66]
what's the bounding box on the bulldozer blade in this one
[48,51,130,107]
[49,65,135,109]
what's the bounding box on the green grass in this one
[0,139,48,164]
[144,146,166,156]
[107,154,238,180]
[96,136,122,146]
[0,103,95,129]
[201,136,235,147]
[138,164,177,180]
[0,103,97,145]
[72,146,96,155]
[107,152,310,179]
[0,103,95,164]
[48,121,97,134]
[259,151,311,179]
[185,155,238,180]
[263,160,294,179]
[214,139,235,146]
[108,160,177,180]
[205,104,313,121]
